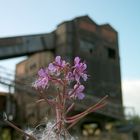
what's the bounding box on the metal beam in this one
[0,33,55,60]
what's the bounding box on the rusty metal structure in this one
[0,15,124,136]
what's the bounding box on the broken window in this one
[108,48,116,59]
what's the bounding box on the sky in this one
[0,0,140,116]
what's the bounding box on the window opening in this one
[108,48,116,59]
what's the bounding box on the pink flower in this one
[33,68,49,89]
[55,56,66,67]
[74,84,85,100]
[73,57,88,82]
[48,56,66,76]
[66,72,74,81]
[74,57,80,67]
[48,63,57,73]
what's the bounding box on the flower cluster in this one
[33,56,88,100]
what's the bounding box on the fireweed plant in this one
[4,56,107,140]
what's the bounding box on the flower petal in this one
[55,56,61,65]
[77,92,85,100]
[38,68,46,77]
[77,85,85,93]
[74,57,80,65]
[48,63,56,73]
[82,74,88,81]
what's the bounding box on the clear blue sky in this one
[0,0,140,115]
